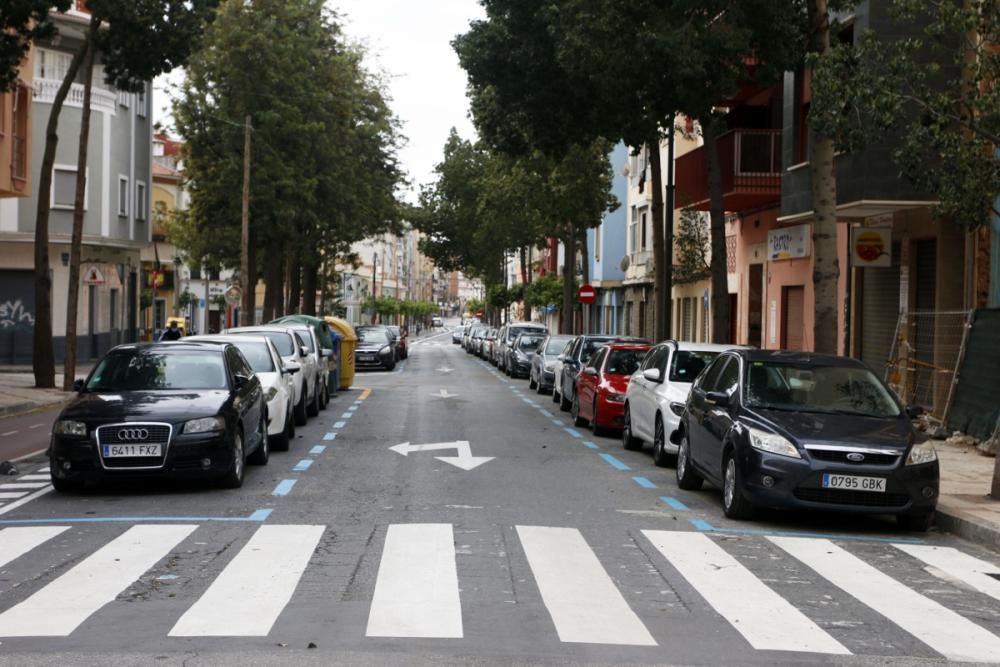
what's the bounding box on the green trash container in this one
[324,316,357,390]
[270,314,337,394]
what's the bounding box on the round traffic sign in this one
[577,283,596,305]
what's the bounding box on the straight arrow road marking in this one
[435,367,454,374]
[389,441,493,471]
[432,389,458,399]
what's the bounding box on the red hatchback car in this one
[572,342,651,436]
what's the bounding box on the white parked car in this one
[224,326,317,426]
[279,323,332,409]
[623,342,741,466]
[187,335,298,450]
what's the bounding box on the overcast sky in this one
[154,1,483,202]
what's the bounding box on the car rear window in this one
[605,349,647,375]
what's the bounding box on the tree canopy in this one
[0,0,71,92]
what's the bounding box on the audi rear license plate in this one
[822,473,886,492]
[103,444,162,458]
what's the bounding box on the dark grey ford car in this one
[677,350,939,530]
[48,342,268,491]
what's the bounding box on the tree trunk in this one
[810,0,840,354]
[287,252,301,314]
[245,225,257,324]
[301,249,318,316]
[62,20,98,391]
[648,141,667,342]
[560,227,576,334]
[705,116,731,344]
[32,38,89,388]
[578,228,590,333]
[262,248,281,323]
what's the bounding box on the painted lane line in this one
[551,419,562,426]
[0,524,197,637]
[28,424,44,430]
[272,480,296,496]
[0,511,272,525]
[583,442,600,450]
[37,467,49,473]
[598,453,630,471]
[517,525,656,646]
[0,431,16,437]
[323,432,337,441]
[333,421,346,429]
[770,536,1000,663]
[170,524,324,637]
[894,543,1000,603]
[0,482,49,489]
[353,401,362,406]
[0,492,28,499]
[293,459,313,472]
[358,388,371,400]
[347,405,358,411]
[309,445,326,455]
[249,509,272,521]
[563,428,582,439]
[0,526,70,568]
[340,412,353,419]
[539,409,553,418]
[689,518,713,531]
[366,523,463,638]
[659,496,689,511]
[0,486,52,517]
[16,474,50,481]
[632,476,656,489]
[643,531,848,654]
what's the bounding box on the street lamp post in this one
[371,252,379,324]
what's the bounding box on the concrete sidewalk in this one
[0,365,92,418]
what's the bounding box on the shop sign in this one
[145,270,174,289]
[82,265,105,285]
[851,224,892,267]
[767,224,810,261]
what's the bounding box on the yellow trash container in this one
[324,316,357,390]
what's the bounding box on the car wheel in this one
[559,389,571,412]
[722,451,753,519]
[652,415,675,468]
[272,407,292,451]
[622,406,643,451]
[537,380,547,395]
[319,382,329,410]
[528,373,537,390]
[552,388,560,404]
[592,399,607,437]
[897,510,935,532]
[294,389,308,426]
[572,395,587,427]
[248,416,269,466]
[676,434,703,491]
[219,430,245,489]
[385,358,396,371]
[307,383,320,417]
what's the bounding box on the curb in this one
[934,504,1000,550]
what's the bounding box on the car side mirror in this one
[705,391,731,408]
[300,346,309,358]
[584,367,598,377]
[72,379,86,392]
[905,404,924,419]
[556,354,565,362]
[642,368,663,383]
[233,374,251,390]
[321,348,333,359]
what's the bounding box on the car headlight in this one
[54,420,87,437]
[265,386,278,401]
[906,443,938,466]
[748,427,801,459]
[605,392,625,403]
[379,345,392,356]
[184,416,226,434]
[669,401,686,417]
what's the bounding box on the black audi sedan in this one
[48,342,268,492]
[677,350,938,530]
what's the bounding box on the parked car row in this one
[48,322,341,492]
[355,324,408,371]
[481,325,941,531]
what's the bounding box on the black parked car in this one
[677,350,939,530]
[354,327,397,371]
[48,342,268,491]
[508,331,548,379]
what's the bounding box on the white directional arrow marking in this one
[432,389,458,399]
[435,367,454,374]
[389,441,494,471]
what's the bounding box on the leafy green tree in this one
[674,210,711,285]
[523,273,565,311]
[0,0,71,91]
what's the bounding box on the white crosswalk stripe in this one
[518,525,656,646]
[644,530,849,654]
[169,525,325,637]
[0,526,69,569]
[894,542,1000,603]
[771,536,1000,663]
[366,523,463,638]
[0,524,196,637]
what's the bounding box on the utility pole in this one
[240,115,253,324]
[664,123,675,338]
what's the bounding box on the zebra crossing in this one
[1,521,1000,661]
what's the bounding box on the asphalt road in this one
[0,405,64,463]
[0,324,999,665]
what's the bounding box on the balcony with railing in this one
[675,129,781,212]
[32,78,117,115]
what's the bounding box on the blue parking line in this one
[341,412,353,419]
[0,509,273,525]
[347,405,358,411]
[540,409,553,417]
[293,459,313,472]
[248,509,272,521]
[272,479,296,496]
[563,427,582,439]
[632,476,656,489]
[353,401,362,406]
[333,421,346,429]
[660,496,689,511]
[582,441,600,450]
[598,453,630,471]
[323,432,337,441]
[689,518,714,531]
[310,445,326,454]
[551,419,562,426]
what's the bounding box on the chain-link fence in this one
[885,310,971,421]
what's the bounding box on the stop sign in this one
[577,283,596,305]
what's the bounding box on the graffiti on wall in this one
[0,300,34,328]
[0,271,36,330]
